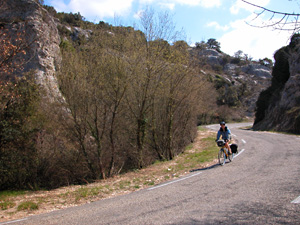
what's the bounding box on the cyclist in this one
[216,121,232,155]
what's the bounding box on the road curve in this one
[2,123,300,225]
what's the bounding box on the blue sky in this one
[44,0,299,60]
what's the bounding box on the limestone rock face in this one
[253,37,300,134]
[276,46,300,133]
[0,0,61,95]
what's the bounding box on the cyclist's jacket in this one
[216,126,231,141]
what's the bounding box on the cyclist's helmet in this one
[220,121,226,125]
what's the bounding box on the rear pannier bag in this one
[230,143,238,153]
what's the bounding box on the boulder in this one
[197,49,223,66]
[241,64,272,79]
[71,27,92,41]
[198,49,222,57]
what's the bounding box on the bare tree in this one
[242,0,300,33]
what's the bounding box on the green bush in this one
[17,201,38,211]
[0,74,43,190]
[0,201,16,210]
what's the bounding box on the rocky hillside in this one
[253,34,300,134]
[190,48,271,118]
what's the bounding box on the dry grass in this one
[0,128,218,223]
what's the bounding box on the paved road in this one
[3,123,300,224]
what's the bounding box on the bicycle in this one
[216,140,236,166]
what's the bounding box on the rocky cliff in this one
[253,34,300,134]
[0,0,61,95]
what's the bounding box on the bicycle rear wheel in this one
[218,149,226,165]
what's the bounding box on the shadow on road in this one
[189,163,220,172]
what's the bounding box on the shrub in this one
[17,201,38,211]
[0,74,44,190]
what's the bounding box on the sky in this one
[43,0,300,60]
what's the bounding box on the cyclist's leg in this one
[225,140,232,154]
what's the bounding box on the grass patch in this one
[196,136,219,162]
[76,188,89,201]
[0,201,16,210]
[17,201,38,211]
[143,180,155,186]
[197,126,207,131]
[133,178,141,183]
[0,190,26,200]
[90,187,102,196]
[185,143,193,151]
[74,187,104,201]
[173,134,218,172]
[0,190,27,211]
[118,180,131,189]
[175,163,185,171]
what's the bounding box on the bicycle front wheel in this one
[218,149,226,166]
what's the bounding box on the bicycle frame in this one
[217,140,232,165]
[222,147,229,157]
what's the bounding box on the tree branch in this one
[241,0,300,16]
[242,0,300,33]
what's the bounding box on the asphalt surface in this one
[2,123,300,225]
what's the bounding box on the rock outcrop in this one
[0,0,61,95]
[253,35,300,134]
[197,49,224,66]
[191,47,272,117]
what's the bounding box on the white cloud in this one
[49,0,134,19]
[158,3,175,10]
[141,0,221,7]
[219,16,291,60]
[206,21,229,31]
[48,0,222,21]
[198,0,221,8]
[173,0,221,7]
